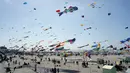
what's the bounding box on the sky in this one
[0,0,130,51]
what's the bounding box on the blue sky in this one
[0,0,130,51]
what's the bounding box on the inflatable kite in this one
[91,44,101,51]
[65,38,76,44]
[78,44,89,48]
[120,37,130,44]
[55,47,64,51]
[56,6,78,16]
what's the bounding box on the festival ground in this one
[0,55,129,73]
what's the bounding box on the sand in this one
[0,55,129,73]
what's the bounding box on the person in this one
[19,62,20,65]
[82,61,86,68]
[40,58,42,62]
[57,68,59,73]
[14,67,16,71]
[97,66,100,69]
[76,61,79,65]
[53,68,56,73]
[8,62,10,67]
[6,67,11,73]
[48,58,50,61]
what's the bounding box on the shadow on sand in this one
[60,69,80,73]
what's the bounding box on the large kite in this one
[49,38,76,51]
[56,6,78,16]
[78,44,89,48]
[55,47,64,51]
[120,37,130,44]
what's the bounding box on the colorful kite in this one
[91,43,101,48]
[56,6,78,16]
[125,44,130,48]
[55,47,64,51]
[65,38,76,44]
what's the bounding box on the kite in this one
[18,40,22,42]
[125,44,130,48]
[50,48,55,51]
[56,10,60,13]
[80,24,84,26]
[65,38,76,44]
[88,2,96,8]
[120,37,130,44]
[91,43,101,48]
[55,42,65,48]
[53,38,57,40]
[78,44,89,48]
[55,47,64,51]
[23,27,25,29]
[84,27,92,30]
[113,47,117,50]
[57,6,78,16]
[63,49,70,51]
[126,37,130,42]
[43,27,52,31]
[23,2,27,5]
[81,15,84,18]
[49,44,57,47]
[25,31,31,33]
[91,44,98,48]
[108,13,111,16]
[50,38,76,49]
[23,36,29,38]
[65,2,68,4]
[34,8,36,10]
[125,27,128,29]
[107,45,113,48]
[120,40,126,44]
[120,47,123,50]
